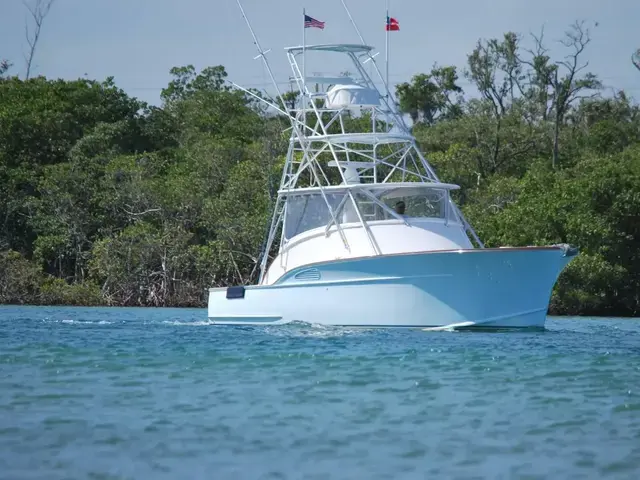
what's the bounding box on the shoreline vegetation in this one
[1,21,639,317]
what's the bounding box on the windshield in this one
[282,186,453,240]
[283,193,346,240]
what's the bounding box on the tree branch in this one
[23,0,56,80]
[122,206,162,217]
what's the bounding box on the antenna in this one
[633,49,640,72]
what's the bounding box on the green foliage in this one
[39,277,103,306]
[0,75,145,254]
[0,62,287,307]
[161,65,228,103]
[0,250,42,304]
[0,249,102,306]
[464,145,640,315]
[0,24,639,316]
[395,66,464,125]
[89,221,197,306]
[0,59,11,77]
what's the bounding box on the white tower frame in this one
[232,1,484,285]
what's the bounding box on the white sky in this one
[1,0,638,105]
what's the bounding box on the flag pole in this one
[385,0,390,99]
[302,7,307,134]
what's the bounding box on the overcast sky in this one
[2,0,638,105]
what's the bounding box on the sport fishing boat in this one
[207,2,578,330]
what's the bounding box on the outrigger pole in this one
[234,0,293,123]
[234,0,304,284]
[234,0,325,145]
[235,0,356,281]
[228,81,312,135]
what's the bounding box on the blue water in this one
[0,306,639,479]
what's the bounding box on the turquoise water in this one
[0,306,639,479]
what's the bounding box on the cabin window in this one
[283,193,345,240]
[378,188,447,219]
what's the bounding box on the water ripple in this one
[0,306,639,479]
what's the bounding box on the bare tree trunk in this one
[552,69,559,169]
[492,118,502,173]
[23,0,56,80]
[552,115,560,168]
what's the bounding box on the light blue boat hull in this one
[207,245,577,329]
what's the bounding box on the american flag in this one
[304,14,325,29]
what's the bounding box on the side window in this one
[379,188,447,219]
